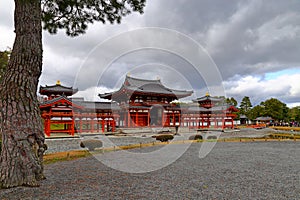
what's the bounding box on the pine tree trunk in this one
[0,0,46,188]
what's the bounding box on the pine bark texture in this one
[0,0,46,188]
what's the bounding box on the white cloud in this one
[72,86,114,102]
[1,0,300,107]
[0,26,15,50]
[224,73,300,105]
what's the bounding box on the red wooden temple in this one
[99,75,193,127]
[39,77,238,137]
[182,93,238,129]
[39,81,119,137]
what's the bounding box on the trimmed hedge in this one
[155,134,174,142]
[80,139,103,151]
[207,135,217,140]
[189,134,203,140]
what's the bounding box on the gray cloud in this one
[1,0,300,106]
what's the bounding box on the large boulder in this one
[80,139,103,151]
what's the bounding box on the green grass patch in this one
[43,150,92,165]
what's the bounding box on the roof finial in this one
[156,76,160,80]
[56,80,61,85]
[205,92,210,96]
[127,72,130,77]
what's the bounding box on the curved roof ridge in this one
[165,86,193,93]
[39,83,78,96]
[40,84,74,90]
[126,74,161,87]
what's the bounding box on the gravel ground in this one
[45,128,280,153]
[1,141,299,200]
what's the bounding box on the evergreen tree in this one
[226,97,238,106]
[288,106,300,123]
[0,0,146,188]
[247,105,265,121]
[261,98,289,121]
[239,96,252,115]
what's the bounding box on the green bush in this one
[189,134,203,140]
[207,135,217,140]
[80,139,103,151]
[156,134,174,142]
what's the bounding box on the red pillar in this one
[128,110,131,127]
[71,117,75,136]
[147,110,150,126]
[102,119,105,133]
[214,117,217,128]
[136,110,138,127]
[222,118,225,130]
[162,111,164,127]
[44,118,51,137]
[112,120,115,132]
[91,118,94,133]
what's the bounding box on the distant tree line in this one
[226,96,300,126]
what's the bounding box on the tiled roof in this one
[39,84,78,95]
[193,95,223,103]
[40,96,82,109]
[255,116,273,121]
[99,75,193,99]
[126,75,161,87]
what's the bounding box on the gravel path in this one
[1,142,299,200]
[45,128,278,154]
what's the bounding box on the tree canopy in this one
[288,106,300,122]
[239,96,252,115]
[42,0,146,36]
[261,98,289,121]
[247,105,265,121]
[226,97,238,106]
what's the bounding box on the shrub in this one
[80,139,103,151]
[157,130,172,134]
[189,134,203,140]
[156,134,174,142]
[207,135,217,140]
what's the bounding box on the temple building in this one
[182,93,238,129]
[99,75,193,127]
[39,81,119,137]
[39,76,238,137]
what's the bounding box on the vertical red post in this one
[148,109,151,127]
[44,118,51,137]
[112,120,115,132]
[222,118,225,130]
[91,117,94,133]
[79,117,82,133]
[71,117,75,136]
[101,119,105,133]
[127,110,131,127]
[135,110,138,127]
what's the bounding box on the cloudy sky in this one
[1,0,300,107]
